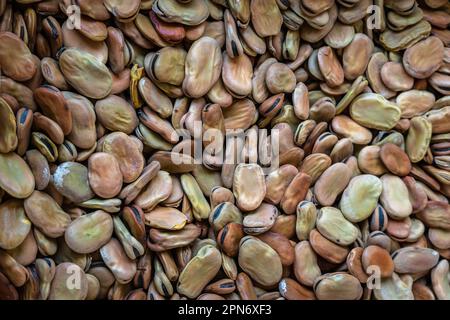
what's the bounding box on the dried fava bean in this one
[238,236,282,287]
[100,238,136,284]
[222,52,253,98]
[162,176,184,207]
[61,21,108,64]
[310,98,336,124]
[0,200,31,250]
[292,82,309,121]
[210,202,243,232]
[313,273,362,300]
[431,259,450,300]
[144,42,187,86]
[0,152,35,199]
[88,153,123,199]
[265,63,296,94]
[24,191,71,238]
[101,132,145,183]
[406,218,425,242]
[403,176,428,214]
[428,228,450,250]
[139,107,179,144]
[370,205,389,232]
[34,229,57,257]
[53,162,94,204]
[316,207,359,246]
[86,266,114,300]
[379,143,412,177]
[264,165,298,205]
[210,187,235,208]
[281,173,312,215]
[346,247,368,283]
[331,115,372,145]
[138,77,174,119]
[112,215,144,260]
[78,198,121,214]
[379,20,431,52]
[300,153,331,184]
[381,62,414,92]
[95,95,139,134]
[340,175,382,223]
[104,0,140,20]
[58,140,77,163]
[374,273,414,300]
[392,247,439,274]
[362,246,394,278]
[387,218,412,242]
[236,272,257,300]
[85,274,101,300]
[350,93,401,130]
[224,9,242,58]
[314,163,352,207]
[279,278,316,300]
[373,131,405,149]
[16,108,33,156]
[318,46,344,88]
[257,231,294,267]
[250,0,282,38]
[183,37,222,98]
[343,33,374,81]
[48,263,88,300]
[425,106,450,134]
[59,48,112,99]
[63,91,97,150]
[338,0,371,24]
[35,258,56,300]
[335,75,369,114]
[33,113,64,145]
[153,0,209,26]
[65,210,113,254]
[296,201,317,241]
[310,229,349,264]
[252,57,276,103]
[243,203,278,235]
[147,224,201,252]
[233,164,266,212]
[403,36,444,79]
[367,230,391,255]
[0,97,18,154]
[217,223,244,257]
[0,32,37,81]
[136,123,173,151]
[396,90,435,118]
[406,116,432,163]
[119,161,161,206]
[192,166,223,198]
[177,245,222,299]
[181,174,211,220]
[294,241,321,287]
[0,77,37,111]
[31,132,58,163]
[380,174,413,220]
[135,170,172,211]
[412,281,435,301]
[324,21,355,49]
[223,99,257,131]
[144,207,187,231]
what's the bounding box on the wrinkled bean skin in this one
[0,0,448,302]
